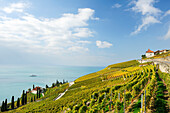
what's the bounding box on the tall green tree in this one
[31,97,33,102]
[63,79,65,84]
[33,84,35,89]
[34,96,36,101]
[46,84,49,89]
[17,98,20,108]
[52,83,55,88]
[39,90,41,98]
[37,89,39,98]
[25,93,27,104]
[5,99,7,111]
[22,90,25,105]
[56,80,59,86]
[11,96,14,109]
[1,101,4,112]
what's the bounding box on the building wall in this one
[31,90,37,94]
[146,53,154,58]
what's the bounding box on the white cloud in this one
[0,8,98,54]
[73,28,94,38]
[131,16,160,35]
[96,41,112,48]
[112,3,122,8]
[2,2,29,13]
[162,10,170,18]
[130,0,162,34]
[68,46,89,52]
[131,0,161,16]
[76,40,91,44]
[163,26,170,40]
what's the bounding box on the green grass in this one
[75,60,139,82]
[107,60,139,69]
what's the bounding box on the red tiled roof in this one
[146,49,154,53]
[32,87,41,91]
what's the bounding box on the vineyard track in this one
[125,78,151,113]
[158,74,170,112]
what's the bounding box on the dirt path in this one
[158,76,170,112]
[125,78,151,113]
[54,82,74,101]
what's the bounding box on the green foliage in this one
[22,90,25,105]
[5,99,7,111]
[5,61,169,113]
[11,96,14,109]
[17,98,20,108]
[79,105,87,113]
[1,101,5,112]
[141,55,146,59]
[108,60,139,69]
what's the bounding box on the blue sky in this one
[0,0,169,66]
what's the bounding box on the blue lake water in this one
[0,65,104,105]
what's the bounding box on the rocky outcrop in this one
[138,56,170,73]
[154,61,170,73]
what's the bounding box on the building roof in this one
[32,86,41,91]
[146,49,154,53]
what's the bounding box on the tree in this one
[52,83,55,88]
[11,96,14,109]
[34,96,36,101]
[22,90,25,105]
[141,55,146,59]
[25,93,27,104]
[33,84,35,89]
[46,84,49,89]
[39,90,41,98]
[56,80,59,86]
[37,89,39,98]
[31,97,33,102]
[17,98,20,108]
[5,99,7,111]
[1,101,5,112]
[63,79,65,84]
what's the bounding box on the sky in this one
[0,0,169,66]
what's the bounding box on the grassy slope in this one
[4,60,169,113]
[2,60,139,113]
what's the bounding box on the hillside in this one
[1,60,170,113]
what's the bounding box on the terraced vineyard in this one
[1,60,170,113]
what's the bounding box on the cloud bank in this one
[0,6,98,54]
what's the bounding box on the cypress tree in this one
[52,83,55,88]
[1,101,4,112]
[33,84,35,89]
[37,89,38,98]
[46,84,48,89]
[25,93,27,104]
[17,98,20,108]
[39,90,41,98]
[31,97,33,102]
[22,90,25,105]
[5,99,7,111]
[11,96,14,109]
[34,96,35,101]
[56,80,59,86]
